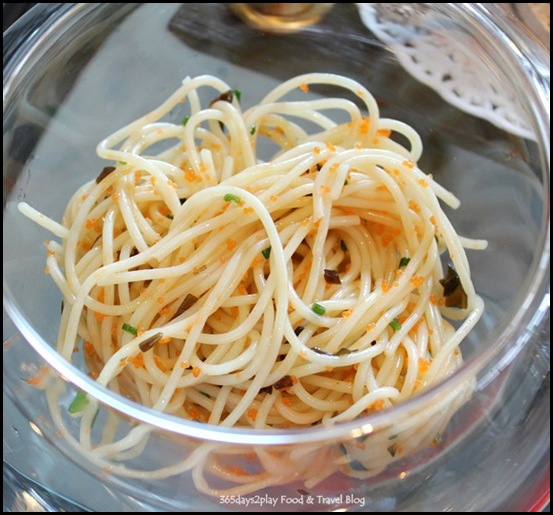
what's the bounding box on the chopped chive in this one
[388,433,398,440]
[223,193,241,204]
[122,323,138,336]
[433,432,443,444]
[166,214,174,220]
[389,318,402,331]
[181,116,190,126]
[261,246,271,259]
[344,179,349,185]
[250,125,256,135]
[357,433,370,443]
[399,256,410,268]
[200,391,211,398]
[434,234,439,245]
[68,391,89,414]
[311,303,326,316]
[232,89,242,103]
[118,161,127,166]
[387,443,398,457]
[340,240,348,252]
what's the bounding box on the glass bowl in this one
[3,3,550,512]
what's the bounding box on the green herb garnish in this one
[181,116,190,126]
[389,318,402,331]
[122,323,138,336]
[262,246,272,259]
[223,193,241,204]
[232,89,242,103]
[250,125,256,135]
[340,240,348,252]
[399,256,410,268]
[68,391,89,414]
[311,303,326,316]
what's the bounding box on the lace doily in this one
[357,4,534,140]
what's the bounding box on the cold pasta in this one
[18,73,486,491]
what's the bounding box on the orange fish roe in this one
[319,184,331,194]
[85,218,98,230]
[154,356,167,372]
[180,360,190,369]
[402,160,415,169]
[186,404,203,421]
[110,193,120,202]
[43,267,50,274]
[381,280,390,293]
[418,358,431,373]
[410,276,424,288]
[301,217,311,227]
[408,200,421,213]
[226,239,237,251]
[219,256,227,264]
[119,358,127,367]
[359,116,370,134]
[94,311,105,322]
[365,322,376,333]
[158,336,171,344]
[429,215,437,226]
[247,408,258,421]
[382,234,394,246]
[167,179,178,189]
[281,396,292,406]
[430,294,439,305]
[414,225,423,237]
[326,142,336,152]
[342,309,352,318]
[25,365,50,386]
[377,128,392,138]
[418,179,428,188]
[313,146,321,155]
[329,163,339,173]
[157,297,164,304]
[354,142,363,150]
[84,341,96,357]
[230,306,239,318]
[128,354,144,368]
[299,83,310,93]
[372,399,385,411]
[80,240,92,251]
[243,206,253,214]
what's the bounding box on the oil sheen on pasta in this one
[19,73,486,491]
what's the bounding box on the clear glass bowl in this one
[3,3,550,512]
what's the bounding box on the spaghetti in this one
[19,73,486,492]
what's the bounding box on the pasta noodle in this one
[19,73,486,493]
